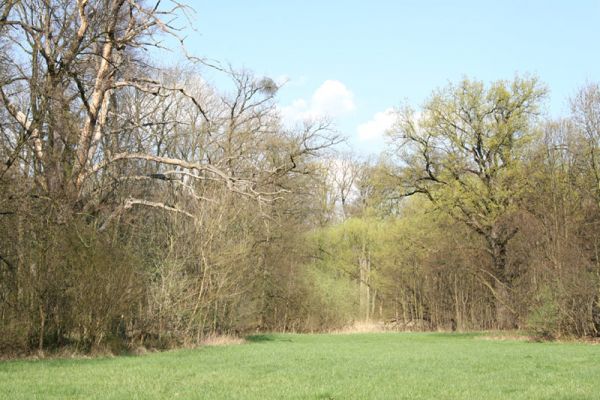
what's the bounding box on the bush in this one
[526,285,559,339]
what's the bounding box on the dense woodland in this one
[1,1,600,355]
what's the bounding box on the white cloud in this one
[311,80,356,116]
[357,108,396,141]
[280,80,355,123]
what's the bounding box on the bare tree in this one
[0,1,292,222]
[571,83,600,205]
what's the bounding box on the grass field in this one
[1,332,599,399]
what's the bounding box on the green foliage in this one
[527,286,560,339]
[307,197,495,329]
[391,75,546,236]
[312,214,383,274]
[302,265,358,328]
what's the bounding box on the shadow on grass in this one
[245,334,276,343]
[425,332,483,340]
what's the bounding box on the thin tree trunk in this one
[38,304,45,352]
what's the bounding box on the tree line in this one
[315,78,600,338]
[0,0,599,355]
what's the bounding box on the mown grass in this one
[1,332,599,399]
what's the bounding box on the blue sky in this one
[175,0,600,155]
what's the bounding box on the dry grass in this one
[200,334,247,346]
[0,346,117,362]
[477,333,531,342]
[476,331,600,344]
[330,321,391,334]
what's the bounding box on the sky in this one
[171,0,600,155]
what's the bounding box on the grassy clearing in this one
[1,332,599,399]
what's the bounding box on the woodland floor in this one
[1,332,599,399]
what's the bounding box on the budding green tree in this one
[389,76,546,328]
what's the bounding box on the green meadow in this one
[1,333,599,400]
